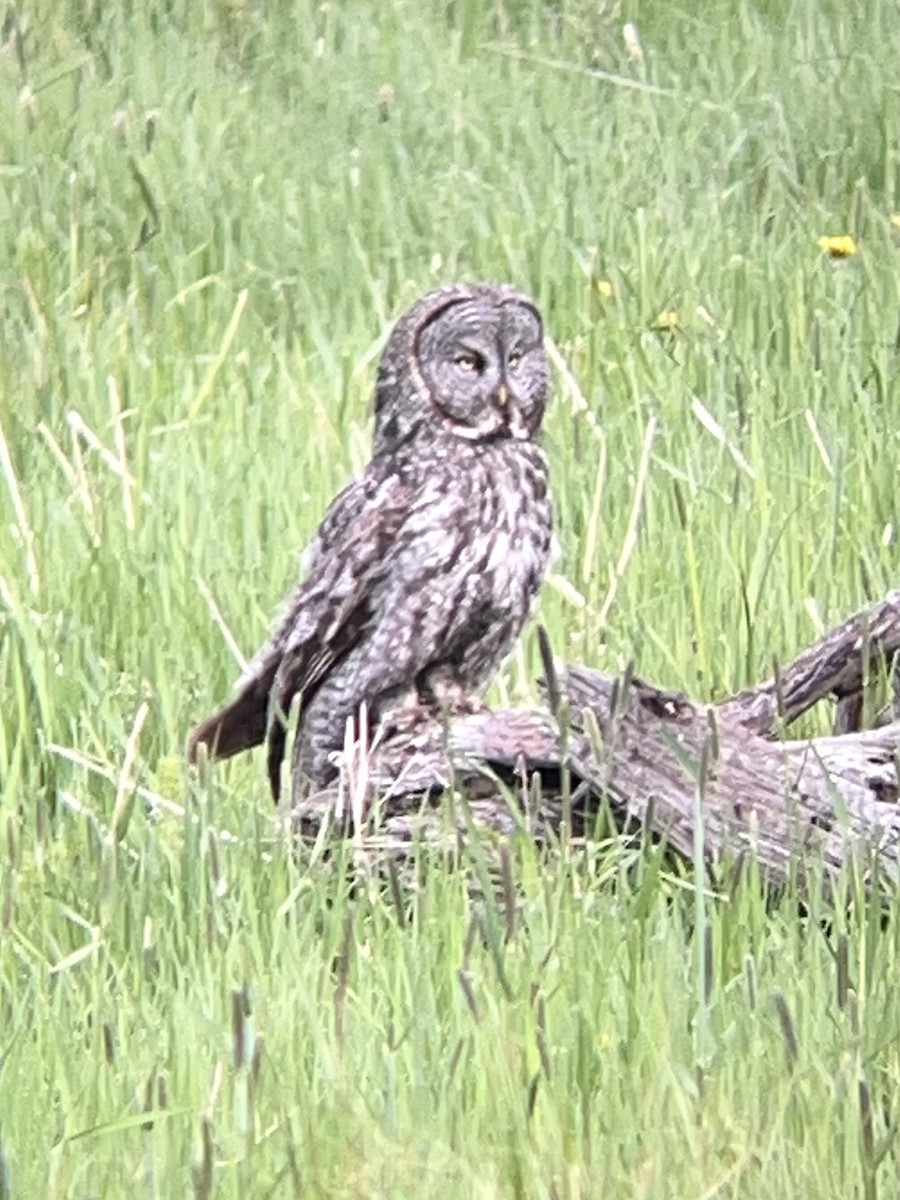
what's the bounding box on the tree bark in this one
[293,592,900,890]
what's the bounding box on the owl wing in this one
[262,475,416,795]
[265,469,504,797]
[185,465,414,773]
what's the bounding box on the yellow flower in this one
[652,309,680,331]
[595,278,615,299]
[890,214,900,231]
[817,235,857,258]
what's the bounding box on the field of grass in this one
[2,0,900,1194]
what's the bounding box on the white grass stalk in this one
[188,288,249,419]
[691,396,756,479]
[545,336,603,442]
[48,742,242,844]
[37,420,95,518]
[0,417,39,597]
[67,410,140,485]
[195,576,249,672]
[597,416,656,629]
[581,436,608,587]
[110,700,149,843]
[107,375,136,531]
[805,407,834,475]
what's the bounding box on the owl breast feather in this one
[434,440,552,681]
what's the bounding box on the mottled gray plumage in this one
[187,282,554,799]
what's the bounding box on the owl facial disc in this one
[408,290,547,445]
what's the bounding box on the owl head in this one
[372,283,549,455]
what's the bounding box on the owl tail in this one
[186,656,279,765]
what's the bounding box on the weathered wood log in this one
[293,592,900,890]
[716,591,900,737]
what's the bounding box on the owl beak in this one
[492,383,529,439]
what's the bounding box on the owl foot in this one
[380,697,433,740]
[424,674,486,719]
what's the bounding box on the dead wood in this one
[292,591,900,890]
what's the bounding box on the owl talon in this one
[422,672,486,719]
[380,701,432,740]
[436,690,486,719]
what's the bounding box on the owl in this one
[187,282,554,800]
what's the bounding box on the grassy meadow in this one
[2,0,900,1193]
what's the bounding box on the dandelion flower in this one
[890,214,900,231]
[817,235,857,258]
[652,309,680,331]
[595,279,615,299]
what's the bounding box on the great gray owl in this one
[187,282,554,799]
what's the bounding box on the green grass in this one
[2,0,900,1193]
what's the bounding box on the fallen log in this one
[291,592,900,890]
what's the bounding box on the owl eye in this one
[454,350,483,373]
[507,347,524,367]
